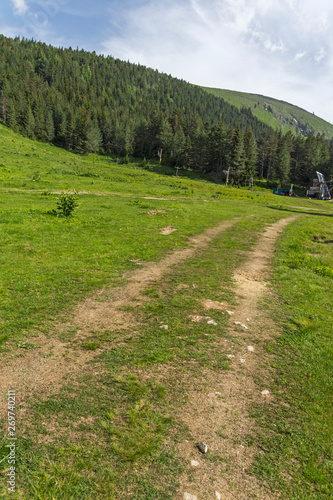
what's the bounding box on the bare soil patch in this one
[176,216,297,500]
[160,225,177,234]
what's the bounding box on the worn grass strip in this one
[251,216,333,499]
[0,215,279,499]
[0,190,259,348]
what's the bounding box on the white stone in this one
[239,358,246,363]
[207,319,218,326]
[215,492,222,500]
[247,346,255,352]
[226,310,234,315]
[234,321,248,329]
[215,392,222,395]
[226,354,234,359]
[261,390,270,396]
[184,494,197,500]
[191,460,199,467]
[160,325,168,330]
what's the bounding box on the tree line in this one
[0,35,332,186]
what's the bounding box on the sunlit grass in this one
[1,123,333,498]
[252,217,333,498]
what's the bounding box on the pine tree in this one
[157,118,173,160]
[290,135,305,183]
[327,138,333,180]
[45,110,55,142]
[7,98,18,131]
[229,124,245,185]
[207,122,229,178]
[24,104,35,138]
[243,127,257,179]
[65,109,76,150]
[300,132,320,183]
[172,127,186,166]
[274,132,291,185]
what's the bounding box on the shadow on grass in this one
[267,205,333,218]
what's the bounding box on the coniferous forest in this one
[1,35,333,186]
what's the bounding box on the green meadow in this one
[0,123,333,498]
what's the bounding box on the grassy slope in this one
[201,87,333,138]
[0,123,333,498]
[0,123,272,346]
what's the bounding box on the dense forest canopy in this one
[0,35,333,186]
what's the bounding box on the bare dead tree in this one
[223,167,230,187]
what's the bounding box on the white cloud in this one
[11,0,29,16]
[250,29,287,53]
[294,51,307,61]
[315,47,326,63]
[0,24,23,37]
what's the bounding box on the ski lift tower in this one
[305,171,331,200]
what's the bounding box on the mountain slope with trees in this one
[0,35,333,187]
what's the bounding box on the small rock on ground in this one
[198,443,208,453]
[215,492,222,500]
[261,389,270,395]
[207,319,218,326]
[234,321,248,329]
[184,494,197,500]
[191,460,199,467]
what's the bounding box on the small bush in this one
[56,191,78,217]
[32,171,41,181]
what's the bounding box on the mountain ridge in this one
[201,87,333,139]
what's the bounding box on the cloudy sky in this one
[1,0,333,122]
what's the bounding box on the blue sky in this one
[2,0,333,123]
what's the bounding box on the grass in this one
[0,213,277,499]
[0,215,271,498]
[1,122,333,498]
[1,121,320,348]
[251,217,333,498]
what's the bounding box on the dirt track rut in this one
[0,218,238,419]
[176,216,297,500]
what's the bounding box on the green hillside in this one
[1,122,333,499]
[202,87,333,139]
[2,36,333,186]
